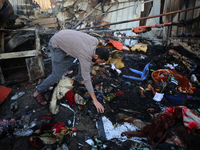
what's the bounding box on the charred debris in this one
[0,0,200,150]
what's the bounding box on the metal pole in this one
[50,0,54,17]
[89,0,154,19]
[166,0,172,46]
[103,1,117,16]
[176,0,183,37]
[77,6,200,31]
[71,3,101,29]
[82,27,132,33]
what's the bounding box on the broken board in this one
[26,55,45,82]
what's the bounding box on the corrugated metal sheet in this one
[141,0,162,45]
[95,0,161,45]
[8,0,200,46]
[99,0,200,45]
[103,0,144,45]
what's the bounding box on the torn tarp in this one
[0,85,12,104]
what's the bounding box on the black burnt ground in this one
[0,45,200,150]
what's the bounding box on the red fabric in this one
[115,91,124,97]
[65,89,76,105]
[142,113,177,147]
[39,116,52,120]
[165,106,200,133]
[138,106,200,147]
[180,106,200,133]
[52,122,65,133]
[29,136,44,148]
[106,38,123,50]
[141,107,183,147]
[188,121,198,130]
[0,85,12,104]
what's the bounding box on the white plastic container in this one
[153,92,164,102]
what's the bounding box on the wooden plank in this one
[0,32,4,53]
[35,25,40,51]
[26,25,46,81]
[0,28,35,32]
[0,50,40,60]
[26,56,45,81]
[28,18,58,28]
[0,67,5,84]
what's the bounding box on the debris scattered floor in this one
[0,44,200,150]
[1,0,200,149]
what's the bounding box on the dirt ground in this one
[0,44,200,150]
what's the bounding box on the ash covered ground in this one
[0,44,200,150]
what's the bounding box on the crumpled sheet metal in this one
[0,0,14,27]
[49,76,74,114]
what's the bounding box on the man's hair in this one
[95,47,110,61]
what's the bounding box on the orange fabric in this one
[151,69,196,94]
[0,85,12,104]
[100,21,111,26]
[106,38,123,50]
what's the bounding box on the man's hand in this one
[90,92,104,113]
[93,100,104,113]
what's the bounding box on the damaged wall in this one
[9,0,34,16]
[4,0,200,49]
[70,0,200,47]
[103,0,145,45]
[7,0,200,46]
[55,0,92,29]
[163,0,200,44]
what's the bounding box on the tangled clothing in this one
[151,69,196,94]
[51,30,98,94]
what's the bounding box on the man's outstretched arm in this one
[90,92,104,113]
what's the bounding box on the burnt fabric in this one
[142,106,200,147]
[142,110,181,147]
[151,69,196,94]
[166,106,200,134]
